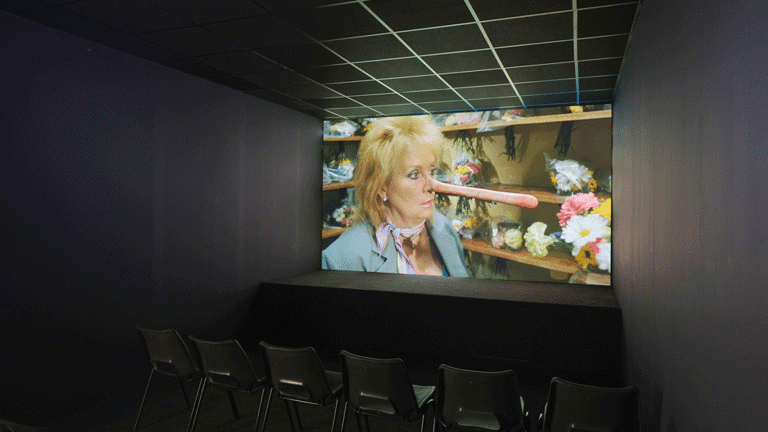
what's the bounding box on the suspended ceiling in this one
[2,0,642,120]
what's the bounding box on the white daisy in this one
[596,242,611,272]
[561,214,609,255]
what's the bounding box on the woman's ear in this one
[378,188,388,202]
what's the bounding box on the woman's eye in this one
[409,172,419,179]
[429,168,437,177]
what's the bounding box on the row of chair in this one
[134,326,639,432]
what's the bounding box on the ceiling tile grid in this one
[3,0,641,119]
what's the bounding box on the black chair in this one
[188,336,267,432]
[433,364,529,432]
[538,377,639,432]
[259,341,344,432]
[134,327,203,431]
[339,350,435,432]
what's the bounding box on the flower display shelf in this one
[322,109,612,141]
[460,237,611,286]
[323,181,354,191]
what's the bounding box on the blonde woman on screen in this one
[322,116,469,277]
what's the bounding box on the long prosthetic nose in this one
[429,177,539,209]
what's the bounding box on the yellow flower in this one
[550,173,558,184]
[463,217,477,228]
[588,178,598,192]
[593,198,611,219]
[456,166,470,174]
[569,106,584,113]
[575,245,598,269]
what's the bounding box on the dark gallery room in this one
[1,0,766,431]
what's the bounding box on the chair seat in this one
[325,370,344,398]
[413,385,436,409]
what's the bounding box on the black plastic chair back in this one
[436,364,525,432]
[189,336,262,393]
[137,327,200,378]
[541,377,639,432]
[259,341,335,405]
[340,350,425,421]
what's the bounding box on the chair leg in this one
[179,378,191,407]
[187,379,208,432]
[134,370,155,431]
[339,402,349,432]
[293,401,304,432]
[355,412,364,432]
[420,414,426,432]
[431,415,437,432]
[329,399,340,432]
[228,391,240,419]
[252,388,266,432]
[259,388,274,432]
[363,415,370,432]
[284,399,298,432]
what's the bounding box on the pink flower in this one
[557,192,600,227]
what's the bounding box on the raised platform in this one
[237,270,623,391]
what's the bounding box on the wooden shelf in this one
[439,109,612,132]
[460,237,610,285]
[322,226,351,239]
[324,135,363,142]
[323,181,354,191]
[475,184,569,204]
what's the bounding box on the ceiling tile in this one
[470,0,572,21]
[507,62,575,82]
[241,69,319,89]
[496,41,573,67]
[365,0,475,31]
[324,34,414,62]
[327,106,383,118]
[281,84,342,99]
[422,50,499,74]
[397,24,488,56]
[580,75,617,91]
[442,70,509,88]
[356,57,432,79]
[278,3,387,40]
[578,3,637,38]
[516,79,576,95]
[302,97,361,109]
[578,34,629,60]
[252,0,345,14]
[294,64,371,84]
[62,0,192,34]
[379,76,449,93]
[417,100,474,113]
[578,57,623,77]
[400,89,462,103]
[456,84,517,100]
[351,93,410,106]
[254,43,342,69]
[579,0,638,6]
[327,80,392,96]
[467,97,523,110]
[523,92,577,107]
[100,36,184,62]
[483,11,573,47]
[579,89,614,103]
[197,51,282,75]
[141,26,240,57]
[151,0,268,24]
[370,104,428,116]
[204,15,313,49]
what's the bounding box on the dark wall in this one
[612,0,768,430]
[0,11,322,419]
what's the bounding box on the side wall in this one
[612,0,768,430]
[0,11,322,421]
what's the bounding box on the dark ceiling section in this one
[3,0,640,119]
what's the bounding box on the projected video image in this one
[321,107,612,286]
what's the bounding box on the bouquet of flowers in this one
[452,214,480,239]
[451,155,483,185]
[483,217,523,250]
[323,158,355,184]
[557,192,611,272]
[523,222,558,258]
[545,154,597,194]
[329,204,355,227]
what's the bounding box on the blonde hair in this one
[354,115,444,227]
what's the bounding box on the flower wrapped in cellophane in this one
[545,154,595,194]
[558,193,611,272]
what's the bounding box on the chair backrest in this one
[189,336,262,392]
[436,364,524,432]
[136,326,199,378]
[340,350,420,421]
[259,341,334,405]
[542,377,639,432]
